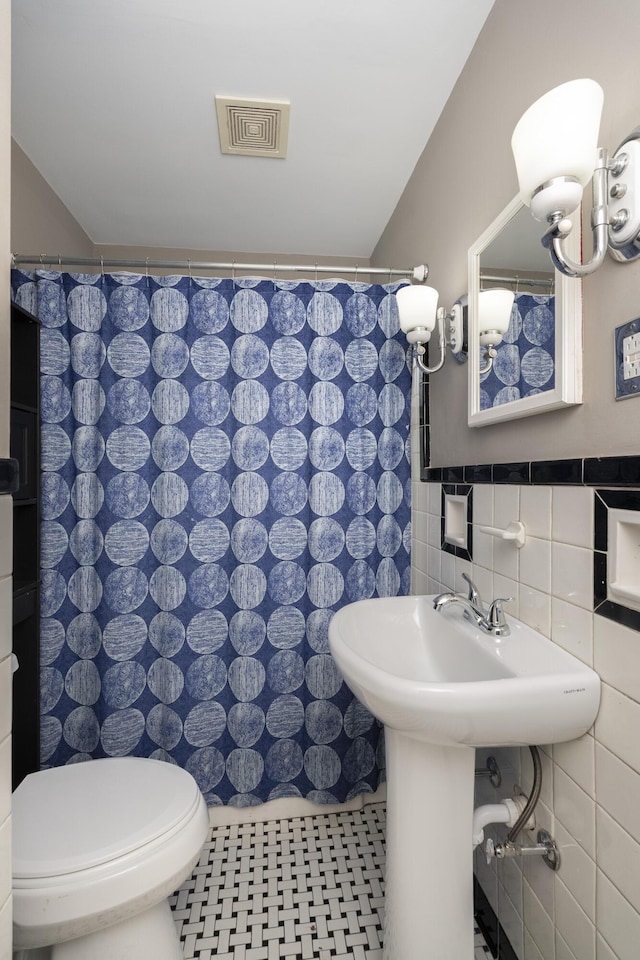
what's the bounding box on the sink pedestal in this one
[329,595,601,957]
[383,728,476,960]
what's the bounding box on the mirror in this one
[468,195,583,427]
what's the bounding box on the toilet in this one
[12,757,209,959]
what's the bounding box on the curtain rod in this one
[12,253,427,281]
[480,272,554,289]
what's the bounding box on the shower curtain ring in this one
[354,264,359,285]
[187,259,192,280]
[273,261,277,290]
[315,263,318,283]
[100,256,104,276]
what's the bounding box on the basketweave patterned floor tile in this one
[170,801,492,959]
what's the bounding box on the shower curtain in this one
[12,269,412,806]
[479,291,555,408]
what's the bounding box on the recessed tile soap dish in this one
[444,494,468,548]
[441,485,472,561]
[607,507,640,612]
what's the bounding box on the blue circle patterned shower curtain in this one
[12,269,412,806]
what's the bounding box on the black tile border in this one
[585,456,640,486]
[420,374,429,473]
[441,483,473,562]
[593,489,640,631]
[418,372,430,476]
[532,458,583,485]
[421,454,640,487]
[442,465,465,483]
[493,461,530,484]
[464,463,492,484]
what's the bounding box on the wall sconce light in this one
[511,78,640,278]
[396,284,465,375]
[477,288,515,374]
[397,284,514,376]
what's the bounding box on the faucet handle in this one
[487,597,513,630]
[461,572,483,608]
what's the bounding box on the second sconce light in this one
[397,284,514,375]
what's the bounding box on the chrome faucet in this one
[433,573,512,638]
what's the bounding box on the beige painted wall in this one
[10,148,374,279]
[11,144,374,280]
[372,0,640,466]
[11,140,94,257]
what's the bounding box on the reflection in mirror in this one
[480,205,554,407]
[468,196,583,427]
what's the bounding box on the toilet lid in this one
[13,757,202,879]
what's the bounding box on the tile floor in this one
[170,802,493,959]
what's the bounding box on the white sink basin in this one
[329,594,601,959]
[329,594,601,747]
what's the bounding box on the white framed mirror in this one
[468,195,583,427]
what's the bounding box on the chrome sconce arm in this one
[411,303,464,376]
[512,80,640,278]
[541,146,636,278]
[542,148,609,278]
[478,343,498,376]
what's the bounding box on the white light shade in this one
[478,289,514,346]
[396,285,439,336]
[511,79,604,215]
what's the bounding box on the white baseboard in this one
[208,782,387,828]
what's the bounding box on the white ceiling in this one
[12,0,495,257]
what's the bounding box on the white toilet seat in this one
[14,756,203,878]
[12,757,209,951]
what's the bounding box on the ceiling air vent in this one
[215,96,290,158]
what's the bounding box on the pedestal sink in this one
[328,595,600,960]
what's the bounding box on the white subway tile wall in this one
[520,537,552,595]
[554,877,595,960]
[551,542,593,611]
[413,473,640,960]
[594,616,640,703]
[596,871,640,960]
[551,486,594,550]
[520,486,552,541]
